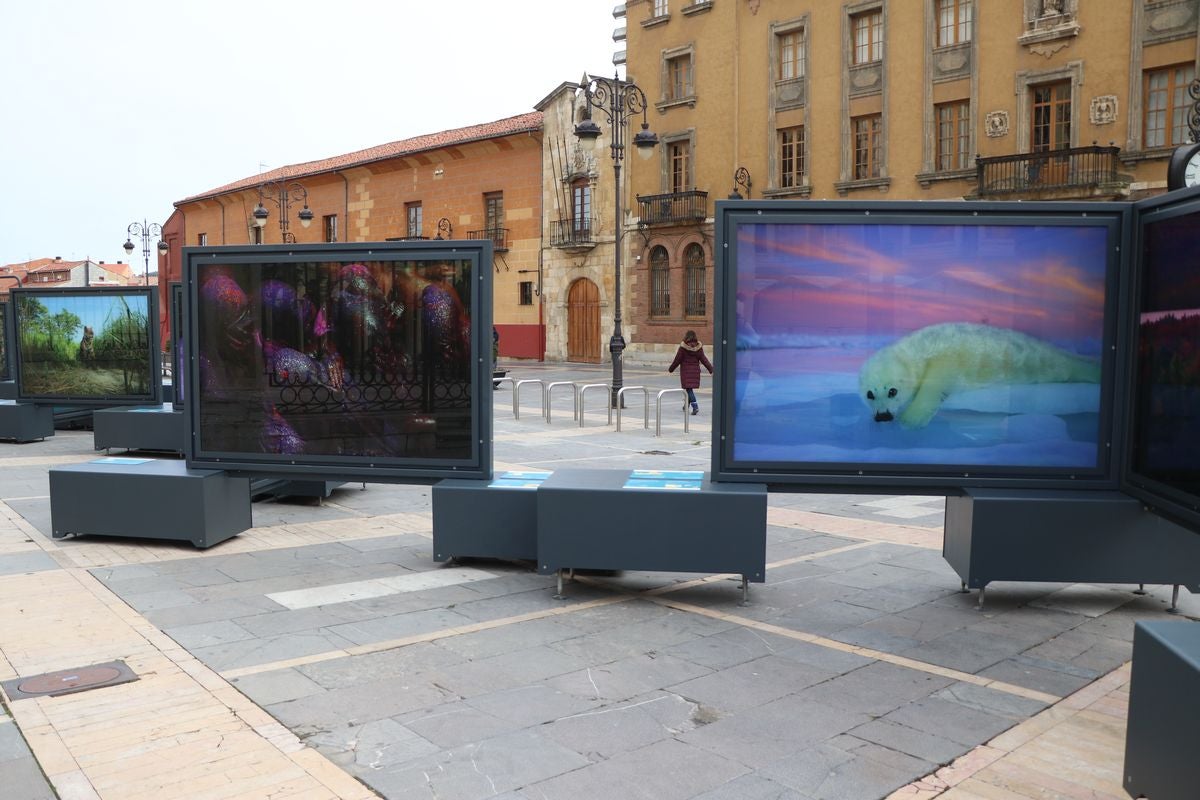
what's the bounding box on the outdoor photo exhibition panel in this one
[11,286,160,406]
[183,242,492,482]
[0,299,11,383]
[170,281,184,410]
[1123,186,1200,532]
[712,201,1127,491]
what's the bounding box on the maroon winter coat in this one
[668,340,714,389]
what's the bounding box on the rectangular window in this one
[667,54,693,101]
[853,114,883,179]
[852,10,883,65]
[485,192,504,232]
[518,281,534,306]
[1145,64,1196,148]
[935,101,970,171]
[572,180,591,234]
[252,226,263,245]
[669,141,691,193]
[197,233,208,246]
[653,0,668,16]
[323,214,338,243]
[1032,81,1071,152]
[778,29,805,81]
[779,126,806,188]
[936,0,972,47]
[406,202,423,238]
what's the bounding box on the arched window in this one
[684,243,706,317]
[650,245,670,317]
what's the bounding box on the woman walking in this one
[668,330,714,415]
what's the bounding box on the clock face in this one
[1187,151,1200,187]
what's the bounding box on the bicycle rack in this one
[544,381,579,424]
[512,379,545,420]
[493,376,515,395]
[577,383,613,428]
[655,388,690,436]
[615,386,650,431]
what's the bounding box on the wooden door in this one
[567,278,601,363]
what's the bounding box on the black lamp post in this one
[251,179,314,243]
[574,72,658,407]
[123,220,168,286]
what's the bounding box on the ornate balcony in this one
[549,218,595,251]
[636,190,709,227]
[973,144,1131,200]
[467,227,509,252]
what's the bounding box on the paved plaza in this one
[0,363,1193,799]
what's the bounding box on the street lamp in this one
[251,179,314,243]
[574,72,658,407]
[728,167,752,200]
[123,220,168,286]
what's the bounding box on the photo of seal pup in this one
[859,322,1101,428]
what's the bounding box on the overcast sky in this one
[0,1,623,274]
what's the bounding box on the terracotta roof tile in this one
[178,112,544,205]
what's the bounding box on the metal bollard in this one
[577,383,613,428]
[615,386,649,431]
[544,381,579,424]
[655,388,689,436]
[513,379,545,420]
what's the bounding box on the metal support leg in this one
[740,575,749,607]
[976,585,986,610]
[1168,584,1181,613]
[960,581,968,593]
[1133,583,1147,595]
[554,569,565,600]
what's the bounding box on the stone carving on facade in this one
[569,146,596,180]
[747,0,761,15]
[985,110,1009,138]
[1146,2,1198,37]
[1090,95,1118,125]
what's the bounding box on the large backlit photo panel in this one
[1125,196,1200,529]
[185,243,491,481]
[0,301,10,382]
[12,287,158,404]
[721,205,1120,486]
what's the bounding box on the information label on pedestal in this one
[625,470,704,491]
[89,457,154,466]
[489,470,552,489]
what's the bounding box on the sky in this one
[738,221,1111,347]
[0,1,623,275]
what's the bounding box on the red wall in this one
[495,324,543,360]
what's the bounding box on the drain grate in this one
[2,660,137,700]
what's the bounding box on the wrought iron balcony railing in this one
[550,218,595,248]
[974,144,1128,199]
[467,227,509,252]
[636,190,709,226]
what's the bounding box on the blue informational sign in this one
[624,470,704,491]
[89,457,154,465]
[489,470,552,489]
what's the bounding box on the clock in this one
[1166,141,1200,190]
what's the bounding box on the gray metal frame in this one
[432,477,539,563]
[92,404,186,453]
[11,285,161,406]
[0,402,54,442]
[183,241,493,483]
[711,199,1129,492]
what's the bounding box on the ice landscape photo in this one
[731,219,1112,471]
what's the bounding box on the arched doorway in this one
[567,278,601,363]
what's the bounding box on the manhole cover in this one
[2,661,137,700]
